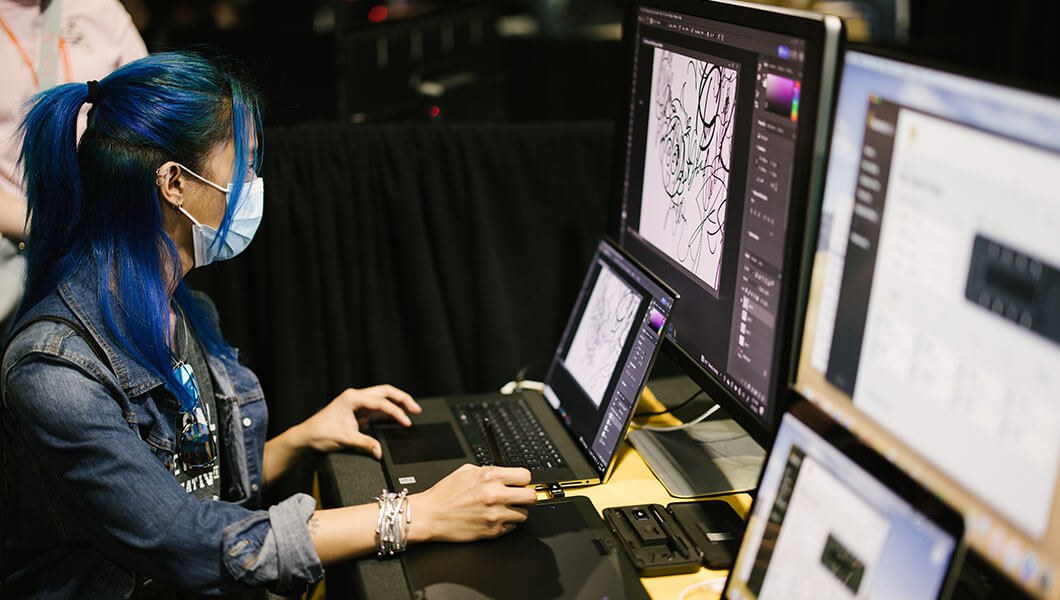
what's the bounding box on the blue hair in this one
[15,51,264,411]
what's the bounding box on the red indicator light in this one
[367,5,388,23]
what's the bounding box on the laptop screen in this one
[724,398,963,600]
[543,239,676,477]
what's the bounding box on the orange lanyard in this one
[0,12,72,89]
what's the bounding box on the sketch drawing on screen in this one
[565,264,640,407]
[639,47,738,293]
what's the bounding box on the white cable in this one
[631,403,720,431]
[499,379,544,394]
[678,576,727,599]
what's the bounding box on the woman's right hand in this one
[409,464,538,543]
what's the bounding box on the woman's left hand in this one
[297,385,421,459]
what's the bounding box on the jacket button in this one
[251,484,259,492]
[242,417,252,428]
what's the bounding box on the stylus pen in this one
[650,504,689,558]
[482,418,505,466]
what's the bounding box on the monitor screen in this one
[615,0,842,444]
[795,47,1060,598]
[724,397,964,600]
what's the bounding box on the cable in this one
[500,362,547,394]
[634,388,704,417]
[499,379,544,394]
[632,402,720,431]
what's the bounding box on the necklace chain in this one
[172,305,191,366]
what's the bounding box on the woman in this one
[0,51,536,597]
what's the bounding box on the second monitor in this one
[614,0,843,492]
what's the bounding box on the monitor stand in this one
[629,375,766,498]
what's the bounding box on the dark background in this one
[140,0,1060,428]
[122,0,1060,131]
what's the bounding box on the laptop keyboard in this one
[452,396,566,471]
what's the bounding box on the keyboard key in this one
[453,397,562,471]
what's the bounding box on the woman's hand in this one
[409,464,538,543]
[297,385,422,459]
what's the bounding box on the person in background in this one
[0,0,147,330]
[0,50,536,598]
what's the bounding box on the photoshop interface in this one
[622,6,810,419]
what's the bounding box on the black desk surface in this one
[317,450,412,600]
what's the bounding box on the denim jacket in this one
[1,267,323,598]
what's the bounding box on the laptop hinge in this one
[544,482,565,499]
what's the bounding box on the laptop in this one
[376,238,677,493]
[723,396,966,599]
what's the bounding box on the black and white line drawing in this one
[639,48,738,292]
[565,265,641,407]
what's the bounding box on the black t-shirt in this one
[170,310,221,501]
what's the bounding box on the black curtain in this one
[187,121,615,443]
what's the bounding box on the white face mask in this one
[168,163,264,268]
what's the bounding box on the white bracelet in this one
[374,488,411,557]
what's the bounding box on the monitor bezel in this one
[611,0,844,448]
[841,41,1060,102]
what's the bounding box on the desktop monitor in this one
[795,46,1060,598]
[614,0,843,448]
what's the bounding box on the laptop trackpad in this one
[383,422,466,464]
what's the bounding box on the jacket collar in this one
[56,265,166,398]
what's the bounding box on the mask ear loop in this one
[175,204,202,226]
[177,163,229,194]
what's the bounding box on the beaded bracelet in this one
[374,488,411,557]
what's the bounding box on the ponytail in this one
[16,82,95,311]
